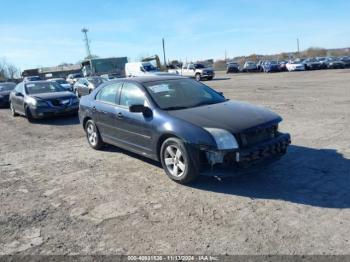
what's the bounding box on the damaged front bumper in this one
[199,133,291,175]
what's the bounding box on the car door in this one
[114,82,154,155]
[182,64,190,76]
[12,83,25,114]
[79,79,89,96]
[74,79,82,95]
[94,82,123,141]
[75,79,86,96]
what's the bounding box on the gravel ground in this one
[0,69,349,255]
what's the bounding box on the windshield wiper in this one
[192,101,221,107]
[162,106,189,110]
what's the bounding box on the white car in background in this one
[286,60,305,71]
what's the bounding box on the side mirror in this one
[129,104,152,117]
[140,67,146,73]
[129,104,146,113]
[15,92,23,97]
[218,91,224,96]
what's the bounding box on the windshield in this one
[194,64,206,69]
[25,82,65,95]
[0,83,16,91]
[144,78,226,110]
[87,77,106,86]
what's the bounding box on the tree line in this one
[0,59,20,81]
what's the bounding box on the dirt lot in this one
[0,69,350,255]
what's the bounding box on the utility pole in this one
[225,49,227,62]
[162,38,167,67]
[82,28,92,59]
[297,38,300,56]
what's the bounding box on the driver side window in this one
[119,83,146,107]
[96,83,122,104]
[15,83,24,94]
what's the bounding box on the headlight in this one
[25,97,47,107]
[204,128,239,150]
[25,96,38,106]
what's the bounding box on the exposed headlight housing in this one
[204,128,239,150]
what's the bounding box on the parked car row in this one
[227,56,350,73]
[0,75,291,184]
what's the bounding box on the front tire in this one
[160,138,199,184]
[25,106,35,122]
[85,120,104,150]
[195,73,201,81]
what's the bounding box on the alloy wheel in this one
[86,122,98,146]
[164,145,186,177]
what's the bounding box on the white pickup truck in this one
[168,63,215,81]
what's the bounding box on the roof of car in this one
[23,80,52,85]
[111,75,187,84]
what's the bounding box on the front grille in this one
[238,125,277,148]
[51,99,61,106]
[50,99,71,107]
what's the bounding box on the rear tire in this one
[10,102,19,117]
[160,137,199,184]
[85,120,104,150]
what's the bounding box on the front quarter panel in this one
[152,109,217,152]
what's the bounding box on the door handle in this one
[116,112,123,119]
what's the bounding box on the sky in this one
[0,0,349,70]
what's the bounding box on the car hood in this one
[30,91,76,100]
[167,101,282,134]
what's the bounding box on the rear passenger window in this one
[119,83,146,107]
[96,83,122,104]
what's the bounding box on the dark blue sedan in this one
[262,61,280,73]
[79,76,291,184]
